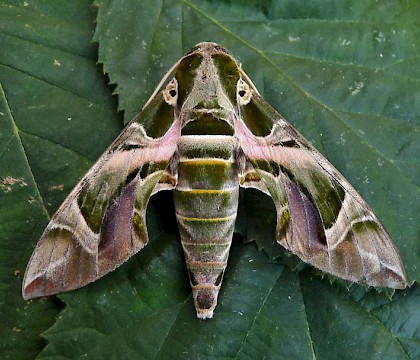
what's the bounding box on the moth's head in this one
[184,42,232,57]
[173,42,242,108]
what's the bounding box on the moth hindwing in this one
[23,42,407,319]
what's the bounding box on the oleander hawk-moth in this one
[23,42,407,319]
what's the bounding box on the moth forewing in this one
[23,42,406,319]
[234,90,407,290]
[22,66,182,300]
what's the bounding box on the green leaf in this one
[302,277,411,360]
[0,80,61,359]
[1,0,419,359]
[0,0,121,358]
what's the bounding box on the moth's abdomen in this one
[174,135,239,319]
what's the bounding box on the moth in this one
[23,42,407,319]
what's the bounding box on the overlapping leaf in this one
[0,0,121,358]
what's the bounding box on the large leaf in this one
[0,0,121,358]
[1,0,419,359]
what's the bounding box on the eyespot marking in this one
[237,79,252,105]
[163,78,178,106]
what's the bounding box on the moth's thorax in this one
[180,56,235,114]
[177,59,239,136]
[173,135,239,319]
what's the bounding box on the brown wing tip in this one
[366,267,407,290]
[22,276,45,300]
[22,274,59,300]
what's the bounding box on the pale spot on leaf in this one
[48,184,65,191]
[0,176,28,192]
[349,81,365,96]
[339,38,351,46]
[288,35,301,42]
[374,32,386,42]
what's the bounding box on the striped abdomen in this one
[174,135,239,319]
